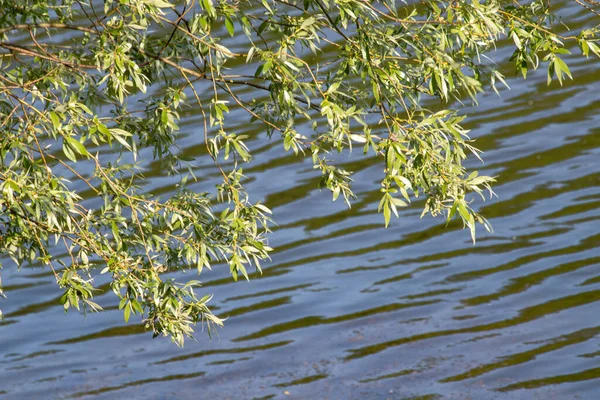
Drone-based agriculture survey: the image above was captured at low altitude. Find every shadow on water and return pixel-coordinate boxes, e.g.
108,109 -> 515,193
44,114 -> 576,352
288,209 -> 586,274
345,290 -> 600,360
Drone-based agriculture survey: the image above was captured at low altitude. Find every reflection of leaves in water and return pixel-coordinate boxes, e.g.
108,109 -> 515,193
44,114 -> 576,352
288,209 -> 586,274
68,372 -> 206,398
497,367 -> 600,392
442,326 -> 600,382
233,300 -> 439,342
155,340 -> 293,365
346,290 -> 600,360
273,373 -> 328,388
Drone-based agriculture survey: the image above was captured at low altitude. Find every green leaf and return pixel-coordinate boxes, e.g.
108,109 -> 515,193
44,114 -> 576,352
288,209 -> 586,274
144,0 -> 174,8
124,305 -> 131,323
554,56 -> 572,84
202,0 -> 216,18
391,197 -> 408,208
49,112 -> 61,130
65,136 -> 90,158
62,142 -> 77,163
109,128 -> 132,150
225,17 -> 235,36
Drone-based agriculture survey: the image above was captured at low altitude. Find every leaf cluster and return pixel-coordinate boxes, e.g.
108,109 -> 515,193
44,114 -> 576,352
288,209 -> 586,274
0,0 -> 598,344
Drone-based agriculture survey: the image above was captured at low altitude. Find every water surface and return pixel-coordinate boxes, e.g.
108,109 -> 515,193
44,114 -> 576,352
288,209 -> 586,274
1,2 -> 599,399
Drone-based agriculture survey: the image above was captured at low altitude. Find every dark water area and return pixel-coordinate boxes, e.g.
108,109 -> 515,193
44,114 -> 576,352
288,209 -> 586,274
1,2 -> 600,399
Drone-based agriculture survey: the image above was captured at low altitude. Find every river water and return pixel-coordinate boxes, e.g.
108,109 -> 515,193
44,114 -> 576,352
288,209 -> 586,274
1,2 -> 600,399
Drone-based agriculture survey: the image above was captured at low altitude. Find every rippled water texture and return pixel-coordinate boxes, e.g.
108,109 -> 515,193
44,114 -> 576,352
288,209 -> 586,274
1,2 -> 600,399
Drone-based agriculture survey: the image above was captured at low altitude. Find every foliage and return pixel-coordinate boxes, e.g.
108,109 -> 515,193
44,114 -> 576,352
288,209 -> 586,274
0,0 -> 598,344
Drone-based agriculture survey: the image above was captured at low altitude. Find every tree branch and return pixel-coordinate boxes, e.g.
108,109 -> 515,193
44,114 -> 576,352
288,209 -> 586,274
0,43 -> 97,69
0,23 -> 96,35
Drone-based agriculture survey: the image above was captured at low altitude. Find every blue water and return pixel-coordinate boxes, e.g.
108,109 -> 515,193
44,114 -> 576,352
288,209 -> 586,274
1,1 -> 599,399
